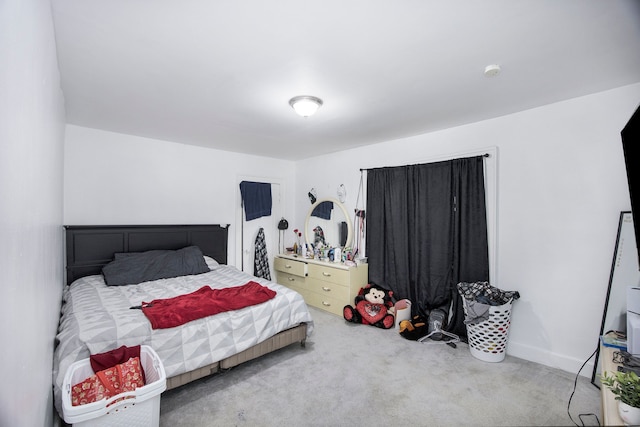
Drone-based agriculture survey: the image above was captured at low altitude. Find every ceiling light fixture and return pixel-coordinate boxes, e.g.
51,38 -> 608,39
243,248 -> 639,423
484,64 -> 501,77
289,95 -> 323,117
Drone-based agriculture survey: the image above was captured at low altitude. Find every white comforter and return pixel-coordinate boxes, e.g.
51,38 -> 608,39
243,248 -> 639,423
52,265 -> 313,415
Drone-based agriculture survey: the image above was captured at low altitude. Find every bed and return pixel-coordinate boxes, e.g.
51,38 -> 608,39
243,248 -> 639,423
53,224 -> 313,416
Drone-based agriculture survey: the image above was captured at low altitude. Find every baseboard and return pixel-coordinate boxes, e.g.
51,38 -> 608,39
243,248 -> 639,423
507,340 -> 597,378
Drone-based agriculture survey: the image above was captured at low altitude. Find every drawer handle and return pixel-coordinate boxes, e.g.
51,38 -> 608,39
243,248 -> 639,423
322,272 -> 331,277
322,301 -> 331,307
322,286 -> 331,292
287,277 -> 295,282
285,264 -> 292,269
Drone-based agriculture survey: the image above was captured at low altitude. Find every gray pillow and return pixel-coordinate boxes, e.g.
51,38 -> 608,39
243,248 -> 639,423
102,246 -> 210,286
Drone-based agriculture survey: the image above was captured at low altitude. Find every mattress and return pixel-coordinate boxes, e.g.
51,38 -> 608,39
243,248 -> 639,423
52,264 -> 314,415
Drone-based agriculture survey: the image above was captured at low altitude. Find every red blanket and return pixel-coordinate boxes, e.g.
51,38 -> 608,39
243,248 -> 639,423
141,281 -> 276,329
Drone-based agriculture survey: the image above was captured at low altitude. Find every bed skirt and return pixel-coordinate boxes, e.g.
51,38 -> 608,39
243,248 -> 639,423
165,323 -> 307,390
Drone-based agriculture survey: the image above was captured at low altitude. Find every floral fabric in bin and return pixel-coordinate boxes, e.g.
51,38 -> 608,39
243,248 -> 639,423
71,356 -> 145,406
457,282 -> 520,325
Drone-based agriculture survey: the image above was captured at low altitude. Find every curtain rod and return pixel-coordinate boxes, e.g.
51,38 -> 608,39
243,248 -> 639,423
359,153 -> 490,172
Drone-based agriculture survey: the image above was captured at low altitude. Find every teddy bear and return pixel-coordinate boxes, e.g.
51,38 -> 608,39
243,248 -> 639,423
343,284 -> 395,329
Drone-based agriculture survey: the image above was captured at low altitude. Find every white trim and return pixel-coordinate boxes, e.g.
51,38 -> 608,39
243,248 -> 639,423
507,340 -> 595,378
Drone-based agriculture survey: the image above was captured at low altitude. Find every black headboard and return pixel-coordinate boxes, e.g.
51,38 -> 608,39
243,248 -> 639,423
64,224 -> 229,286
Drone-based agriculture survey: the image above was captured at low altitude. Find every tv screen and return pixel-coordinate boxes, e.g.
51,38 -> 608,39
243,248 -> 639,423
621,103 -> 640,268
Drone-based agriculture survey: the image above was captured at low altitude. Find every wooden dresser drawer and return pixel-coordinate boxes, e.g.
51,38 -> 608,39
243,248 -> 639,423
274,257 -> 307,278
277,276 -> 308,297
303,292 -> 345,317
275,271 -> 306,288
307,263 -> 349,285
306,277 -> 350,301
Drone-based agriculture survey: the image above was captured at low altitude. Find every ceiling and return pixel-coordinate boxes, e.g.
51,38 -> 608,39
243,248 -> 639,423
51,0 -> 640,161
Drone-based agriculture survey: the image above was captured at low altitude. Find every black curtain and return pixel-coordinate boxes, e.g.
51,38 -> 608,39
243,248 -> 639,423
366,156 -> 489,337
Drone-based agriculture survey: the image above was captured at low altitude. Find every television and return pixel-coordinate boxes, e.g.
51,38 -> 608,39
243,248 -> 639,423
621,103 -> 640,269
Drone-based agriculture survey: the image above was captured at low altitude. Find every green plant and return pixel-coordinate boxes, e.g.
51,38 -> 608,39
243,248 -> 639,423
601,370 -> 640,408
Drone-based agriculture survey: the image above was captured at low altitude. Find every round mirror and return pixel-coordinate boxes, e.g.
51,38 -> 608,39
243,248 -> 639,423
304,198 -> 353,249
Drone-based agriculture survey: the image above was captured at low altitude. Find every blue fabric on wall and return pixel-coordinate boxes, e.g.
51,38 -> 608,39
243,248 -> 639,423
311,201 -> 334,220
240,181 -> 272,221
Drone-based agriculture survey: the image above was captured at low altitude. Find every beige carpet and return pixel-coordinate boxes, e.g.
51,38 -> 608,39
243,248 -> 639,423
159,306 -> 600,426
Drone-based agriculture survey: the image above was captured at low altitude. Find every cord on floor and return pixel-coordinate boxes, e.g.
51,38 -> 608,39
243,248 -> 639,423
567,346 -> 601,426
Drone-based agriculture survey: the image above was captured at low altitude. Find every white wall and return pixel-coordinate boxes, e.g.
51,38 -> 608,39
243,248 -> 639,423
64,125 -> 297,266
295,83 -> 640,375
0,0 -> 66,426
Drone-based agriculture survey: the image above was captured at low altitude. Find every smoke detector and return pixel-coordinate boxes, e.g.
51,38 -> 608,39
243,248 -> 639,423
484,64 -> 501,77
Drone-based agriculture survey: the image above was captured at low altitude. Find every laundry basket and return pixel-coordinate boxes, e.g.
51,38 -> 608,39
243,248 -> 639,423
62,345 -> 166,427
458,281 -> 520,363
463,298 -> 514,362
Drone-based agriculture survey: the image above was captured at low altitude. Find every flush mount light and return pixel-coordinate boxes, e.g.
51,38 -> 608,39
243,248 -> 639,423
484,64 -> 501,77
289,95 -> 323,117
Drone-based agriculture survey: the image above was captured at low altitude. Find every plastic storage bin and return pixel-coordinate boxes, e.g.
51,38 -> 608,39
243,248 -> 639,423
62,345 -> 166,427
463,299 -> 514,362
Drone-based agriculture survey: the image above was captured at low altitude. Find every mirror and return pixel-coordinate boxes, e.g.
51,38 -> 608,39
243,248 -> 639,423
592,211 -> 640,387
304,198 -> 353,249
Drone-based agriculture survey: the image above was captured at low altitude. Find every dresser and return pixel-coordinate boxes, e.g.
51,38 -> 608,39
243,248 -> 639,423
274,254 -> 368,316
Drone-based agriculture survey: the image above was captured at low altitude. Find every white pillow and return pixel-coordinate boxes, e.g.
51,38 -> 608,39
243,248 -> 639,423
203,256 -> 220,270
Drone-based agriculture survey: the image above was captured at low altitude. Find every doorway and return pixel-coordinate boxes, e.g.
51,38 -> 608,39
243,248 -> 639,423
236,178 -> 283,280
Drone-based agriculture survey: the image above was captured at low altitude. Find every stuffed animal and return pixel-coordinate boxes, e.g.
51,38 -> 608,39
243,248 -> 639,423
398,315 -> 429,340
343,284 -> 395,329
